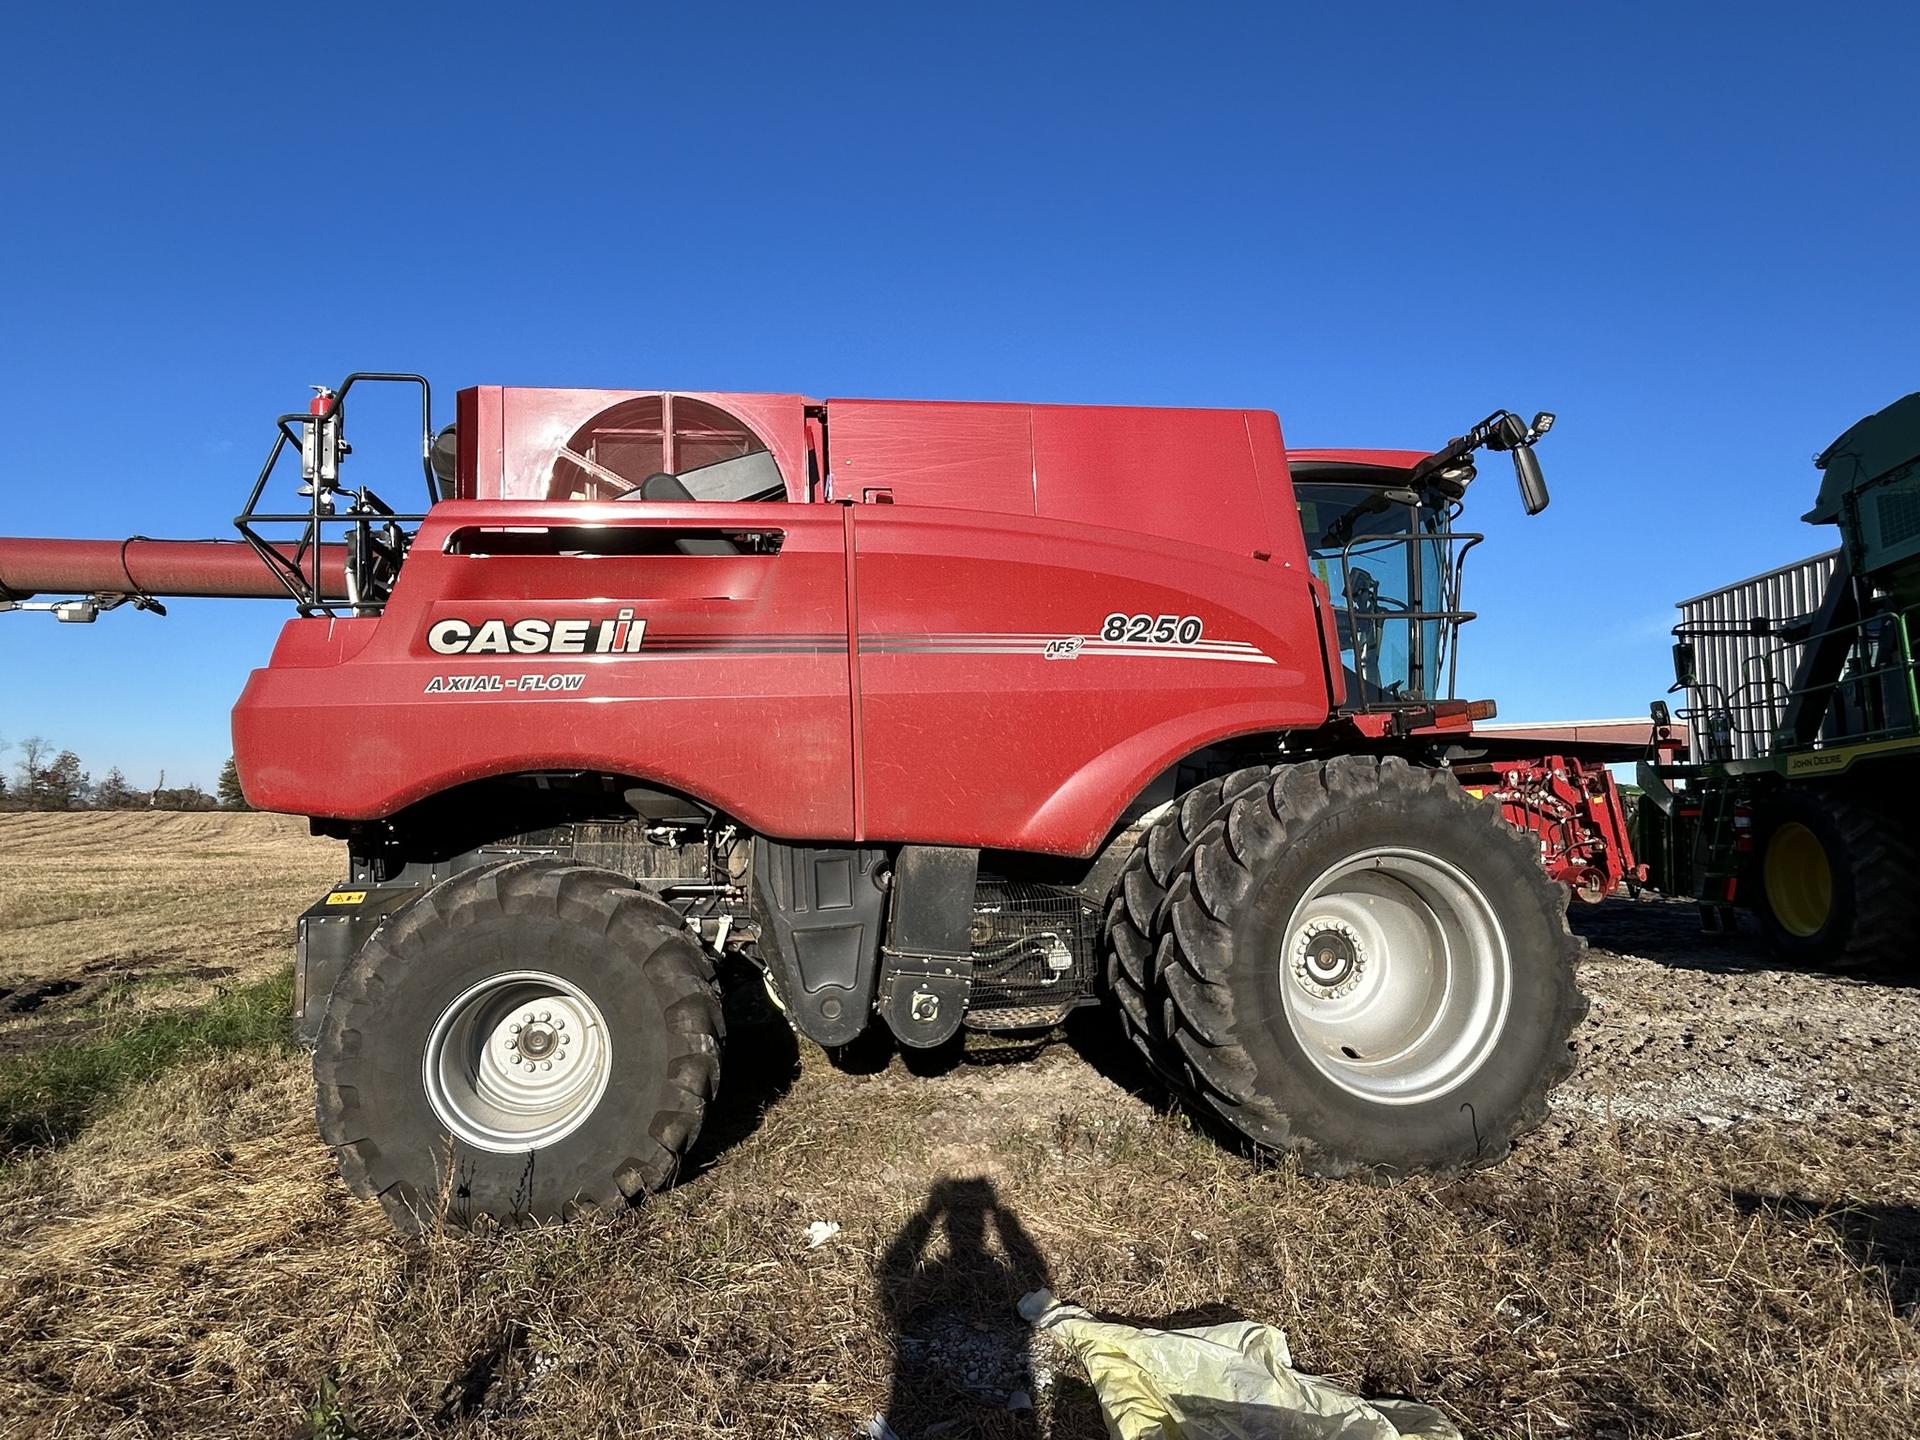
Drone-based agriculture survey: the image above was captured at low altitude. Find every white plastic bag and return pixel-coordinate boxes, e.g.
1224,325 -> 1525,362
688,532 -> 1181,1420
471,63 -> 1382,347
1020,1290 -> 1461,1440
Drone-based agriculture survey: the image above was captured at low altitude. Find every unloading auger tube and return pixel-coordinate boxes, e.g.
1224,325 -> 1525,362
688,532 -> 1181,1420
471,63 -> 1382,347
0,536 -> 351,618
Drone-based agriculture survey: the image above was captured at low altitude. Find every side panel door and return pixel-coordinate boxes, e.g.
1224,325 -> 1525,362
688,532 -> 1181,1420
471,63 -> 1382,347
237,500 -> 857,838
850,506 -> 1330,857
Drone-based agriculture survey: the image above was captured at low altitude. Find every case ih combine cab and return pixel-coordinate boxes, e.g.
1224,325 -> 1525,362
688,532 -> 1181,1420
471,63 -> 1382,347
0,376 -> 1607,1230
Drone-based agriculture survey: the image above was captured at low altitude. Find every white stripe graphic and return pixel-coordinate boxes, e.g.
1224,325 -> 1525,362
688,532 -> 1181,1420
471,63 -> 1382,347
860,633 -> 1277,664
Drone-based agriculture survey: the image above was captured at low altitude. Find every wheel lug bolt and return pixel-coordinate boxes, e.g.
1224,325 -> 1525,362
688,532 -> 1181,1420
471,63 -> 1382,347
510,1022 -> 522,1034
553,1017 -> 565,1030
538,1011 -> 551,1023
524,1013 -> 536,1025
507,1038 -> 518,1050
540,1061 -> 552,1072
561,1033 -> 570,1044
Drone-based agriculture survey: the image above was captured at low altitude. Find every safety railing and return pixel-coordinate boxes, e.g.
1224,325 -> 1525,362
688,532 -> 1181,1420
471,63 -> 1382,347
233,373 -> 438,616
1325,528 -> 1482,706
1673,602 -> 1920,762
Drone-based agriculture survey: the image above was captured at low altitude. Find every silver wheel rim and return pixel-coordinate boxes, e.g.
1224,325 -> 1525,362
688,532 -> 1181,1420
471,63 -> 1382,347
423,970 -> 613,1152
1279,847 -> 1510,1105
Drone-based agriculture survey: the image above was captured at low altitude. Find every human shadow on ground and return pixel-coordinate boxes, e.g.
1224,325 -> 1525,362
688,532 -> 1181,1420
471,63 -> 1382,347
876,1175 -> 1102,1439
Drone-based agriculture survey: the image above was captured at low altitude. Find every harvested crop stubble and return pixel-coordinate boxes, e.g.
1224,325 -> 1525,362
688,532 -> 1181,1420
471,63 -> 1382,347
0,816 -> 1911,1438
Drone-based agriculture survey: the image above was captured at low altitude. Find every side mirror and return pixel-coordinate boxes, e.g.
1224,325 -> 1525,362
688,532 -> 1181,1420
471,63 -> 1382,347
1513,445 -> 1550,515
1672,641 -> 1697,688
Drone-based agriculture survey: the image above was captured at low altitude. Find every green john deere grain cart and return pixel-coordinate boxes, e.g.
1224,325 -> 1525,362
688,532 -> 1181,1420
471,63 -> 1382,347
1639,390 -> 1920,970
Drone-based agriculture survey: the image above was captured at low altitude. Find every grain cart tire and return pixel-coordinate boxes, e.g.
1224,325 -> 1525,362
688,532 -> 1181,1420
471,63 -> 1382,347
1754,786 -> 1920,972
1150,755 -> 1585,1176
1103,767 -> 1274,1073
314,858 -> 722,1231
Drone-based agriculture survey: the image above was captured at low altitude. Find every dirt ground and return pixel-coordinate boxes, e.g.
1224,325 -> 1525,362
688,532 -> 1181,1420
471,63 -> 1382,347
0,813 -> 1914,1438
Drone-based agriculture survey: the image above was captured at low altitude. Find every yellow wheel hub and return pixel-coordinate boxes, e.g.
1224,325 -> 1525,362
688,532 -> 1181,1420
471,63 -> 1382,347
1764,821 -> 1833,938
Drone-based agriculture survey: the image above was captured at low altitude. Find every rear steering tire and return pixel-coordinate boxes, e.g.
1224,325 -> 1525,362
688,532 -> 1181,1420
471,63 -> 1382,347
1108,756 -> 1585,1176
313,859 -> 722,1231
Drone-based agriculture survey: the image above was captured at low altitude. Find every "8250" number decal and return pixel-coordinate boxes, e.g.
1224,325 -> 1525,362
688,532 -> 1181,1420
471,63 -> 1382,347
1102,613 -> 1204,645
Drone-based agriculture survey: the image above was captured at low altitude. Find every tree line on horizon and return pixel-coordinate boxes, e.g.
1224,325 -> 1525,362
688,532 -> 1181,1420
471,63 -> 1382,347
0,736 -> 248,813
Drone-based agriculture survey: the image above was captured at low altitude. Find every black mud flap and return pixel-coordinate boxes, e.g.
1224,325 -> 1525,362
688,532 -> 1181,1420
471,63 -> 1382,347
877,846 -> 978,1048
293,883 -> 423,1044
751,841 -> 891,1046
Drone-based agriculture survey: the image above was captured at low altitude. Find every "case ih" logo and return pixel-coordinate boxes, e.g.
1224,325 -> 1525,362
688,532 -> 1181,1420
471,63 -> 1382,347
427,610 -> 647,656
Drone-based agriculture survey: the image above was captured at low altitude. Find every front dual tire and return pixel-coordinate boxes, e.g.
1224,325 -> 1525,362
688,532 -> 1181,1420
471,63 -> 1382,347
1106,756 -> 1586,1176
313,860 -> 722,1232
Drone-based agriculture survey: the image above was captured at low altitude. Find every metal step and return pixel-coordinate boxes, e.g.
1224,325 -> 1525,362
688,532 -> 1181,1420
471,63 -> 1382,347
963,998 -> 1097,1032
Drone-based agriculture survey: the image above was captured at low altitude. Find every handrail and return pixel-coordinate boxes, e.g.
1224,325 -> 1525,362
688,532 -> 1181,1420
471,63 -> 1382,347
232,374 -> 434,617
1322,527 -> 1483,707
1672,602 -> 1920,759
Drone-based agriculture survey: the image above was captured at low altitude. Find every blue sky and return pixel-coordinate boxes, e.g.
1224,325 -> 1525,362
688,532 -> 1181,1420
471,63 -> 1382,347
2,4 -> 1916,789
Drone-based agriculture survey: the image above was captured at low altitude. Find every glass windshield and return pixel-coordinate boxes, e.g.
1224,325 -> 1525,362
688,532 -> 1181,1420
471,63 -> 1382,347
1296,483 -> 1449,703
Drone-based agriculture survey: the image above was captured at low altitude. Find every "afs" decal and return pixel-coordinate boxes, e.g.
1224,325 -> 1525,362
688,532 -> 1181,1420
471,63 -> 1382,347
427,609 -> 647,656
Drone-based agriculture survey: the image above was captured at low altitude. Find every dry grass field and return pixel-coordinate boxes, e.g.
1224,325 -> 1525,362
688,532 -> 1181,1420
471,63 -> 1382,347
0,811 -> 1915,1438
0,811 -> 340,1039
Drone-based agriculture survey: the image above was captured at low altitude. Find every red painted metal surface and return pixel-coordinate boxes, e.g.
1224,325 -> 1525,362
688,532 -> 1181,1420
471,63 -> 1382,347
827,400 -> 1032,510
0,537 -> 349,601
1454,754 -> 1645,902
851,505 -> 1328,854
221,397 -> 1348,851
231,476 -> 1335,853
828,401 -> 1305,561
233,501 -> 857,837
10,390 -> 1510,859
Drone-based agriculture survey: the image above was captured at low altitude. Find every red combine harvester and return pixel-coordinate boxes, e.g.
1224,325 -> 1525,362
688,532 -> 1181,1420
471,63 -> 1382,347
0,375 -> 1637,1230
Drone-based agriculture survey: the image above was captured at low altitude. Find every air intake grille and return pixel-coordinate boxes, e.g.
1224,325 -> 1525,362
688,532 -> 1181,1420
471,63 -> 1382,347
1877,490 -> 1920,550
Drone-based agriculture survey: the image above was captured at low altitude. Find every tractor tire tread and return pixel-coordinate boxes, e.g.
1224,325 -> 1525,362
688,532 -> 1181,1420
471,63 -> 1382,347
313,858 -> 721,1232
1149,756 -> 1585,1177
1101,767 -> 1273,1078
1831,790 -> 1920,971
